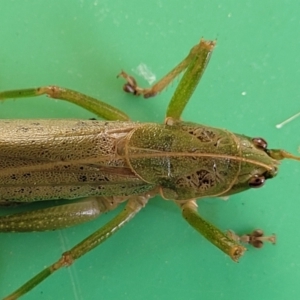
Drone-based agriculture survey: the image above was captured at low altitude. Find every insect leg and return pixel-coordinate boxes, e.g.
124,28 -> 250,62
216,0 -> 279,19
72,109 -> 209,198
0,196 -> 124,232
3,194 -> 151,300
118,39 -> 215,119
180,200 -> 246,262
0,86 -> 130,121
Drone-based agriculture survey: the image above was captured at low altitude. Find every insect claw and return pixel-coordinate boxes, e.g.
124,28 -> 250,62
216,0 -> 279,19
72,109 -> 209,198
117,70 -> 157,97
117,70 -> 140,95
227,229 -> 276,249
123,83 -> 136,94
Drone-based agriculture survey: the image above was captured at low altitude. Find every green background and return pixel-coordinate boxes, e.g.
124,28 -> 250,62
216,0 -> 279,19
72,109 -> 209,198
1,1 -> 300,299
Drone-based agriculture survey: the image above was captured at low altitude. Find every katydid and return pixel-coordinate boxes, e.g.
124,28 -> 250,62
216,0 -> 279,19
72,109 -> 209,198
0,39 -> 298,300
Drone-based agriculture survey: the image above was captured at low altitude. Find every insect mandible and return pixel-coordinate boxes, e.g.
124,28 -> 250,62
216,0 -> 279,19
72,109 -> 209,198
0,39 -> 299,300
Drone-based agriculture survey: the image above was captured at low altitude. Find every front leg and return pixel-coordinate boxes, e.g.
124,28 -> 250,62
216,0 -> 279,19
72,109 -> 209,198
118,39 -> 215,119
180,200 -> 276,262
180,200 -> 246,262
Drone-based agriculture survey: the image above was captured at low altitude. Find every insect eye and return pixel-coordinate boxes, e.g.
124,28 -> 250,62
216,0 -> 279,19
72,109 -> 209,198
248,175 -> 265,188
252,137 -> 268,150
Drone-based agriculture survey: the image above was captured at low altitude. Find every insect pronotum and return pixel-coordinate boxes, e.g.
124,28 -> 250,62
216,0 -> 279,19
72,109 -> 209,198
0,39 -> 299,300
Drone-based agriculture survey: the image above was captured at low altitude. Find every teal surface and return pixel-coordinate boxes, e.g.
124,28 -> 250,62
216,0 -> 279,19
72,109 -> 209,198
1,1 -> 300,299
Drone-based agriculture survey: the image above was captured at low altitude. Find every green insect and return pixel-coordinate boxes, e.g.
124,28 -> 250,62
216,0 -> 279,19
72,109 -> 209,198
0,39 -> 299,300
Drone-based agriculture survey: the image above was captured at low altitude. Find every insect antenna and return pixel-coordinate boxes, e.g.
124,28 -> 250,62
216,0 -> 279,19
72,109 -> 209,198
267,149 -> 300,161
